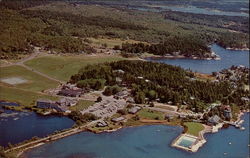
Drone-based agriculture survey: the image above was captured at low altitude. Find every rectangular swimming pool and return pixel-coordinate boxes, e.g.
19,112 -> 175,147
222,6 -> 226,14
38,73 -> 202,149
177,137 -> 196,148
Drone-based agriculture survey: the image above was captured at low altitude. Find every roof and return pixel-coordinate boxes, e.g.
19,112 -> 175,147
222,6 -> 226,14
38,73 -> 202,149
111,116 -> 125,122
37,98 -> 53,103
128,106 -> 141,114
208,115 -> 220,124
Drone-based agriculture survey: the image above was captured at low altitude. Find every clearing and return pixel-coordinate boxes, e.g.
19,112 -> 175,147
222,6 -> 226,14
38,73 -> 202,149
184,122 -> 204,136
24,55 -> 125,81
0,65 -> 59,92
1,77 -> 28,85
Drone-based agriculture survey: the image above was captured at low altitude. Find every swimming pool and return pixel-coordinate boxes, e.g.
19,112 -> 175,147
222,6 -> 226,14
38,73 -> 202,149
177,137 -> 196,148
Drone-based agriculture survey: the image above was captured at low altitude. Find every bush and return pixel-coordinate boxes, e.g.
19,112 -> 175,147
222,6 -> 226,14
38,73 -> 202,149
117,109 -> 127,115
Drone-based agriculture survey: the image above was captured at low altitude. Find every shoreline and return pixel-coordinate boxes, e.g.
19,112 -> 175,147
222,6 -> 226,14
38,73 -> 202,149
143,55 -> 221,61
5,112 -> 248,157
226,47 -> 250,51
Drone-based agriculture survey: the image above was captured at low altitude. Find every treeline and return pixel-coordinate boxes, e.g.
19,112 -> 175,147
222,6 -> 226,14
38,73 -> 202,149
0,0 -> 50,10
21,10 -> 147,31
70,60 -> 249,112
164,11 -> 249,33
0,9 -> 98,59
120,36 -> 211,58
217,33 -> 249,49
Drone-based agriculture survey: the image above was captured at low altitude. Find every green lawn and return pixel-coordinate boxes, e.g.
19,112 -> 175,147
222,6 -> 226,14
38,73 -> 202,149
0,85 -> 58,106
138,108 -> 164,120
0,65 -> 59,92
184,122 -> 204,136
25,55 -> 124,81
69,100 -> 95,111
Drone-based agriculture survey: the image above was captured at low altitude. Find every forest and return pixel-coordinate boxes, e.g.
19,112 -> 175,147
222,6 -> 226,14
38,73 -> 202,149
164,11 -> 249,33
120,36 -> 211,58
0,0 -> 249,59
70,60 -> 250,112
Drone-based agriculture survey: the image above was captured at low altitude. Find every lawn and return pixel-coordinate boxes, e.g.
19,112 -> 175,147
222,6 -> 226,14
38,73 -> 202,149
69,100 -> 95,111
184,122 -> 204,136
0,85 -> 58,106
0,65 -> 59,92
25,55 -> 125,81
138,108 -> 164,120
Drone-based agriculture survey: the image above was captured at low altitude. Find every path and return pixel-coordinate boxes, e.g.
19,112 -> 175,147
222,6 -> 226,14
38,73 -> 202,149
5,119 -> 101,156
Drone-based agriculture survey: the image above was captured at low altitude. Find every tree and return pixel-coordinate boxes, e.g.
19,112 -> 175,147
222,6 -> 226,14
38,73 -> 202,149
134,91 -> 145,104
147,90 -> 157,100
96,96 -> 102,102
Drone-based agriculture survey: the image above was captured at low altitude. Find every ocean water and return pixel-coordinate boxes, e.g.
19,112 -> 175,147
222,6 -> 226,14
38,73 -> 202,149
24,113 -> 249,158
0,103 -> 74,147
147,44 -> 249,74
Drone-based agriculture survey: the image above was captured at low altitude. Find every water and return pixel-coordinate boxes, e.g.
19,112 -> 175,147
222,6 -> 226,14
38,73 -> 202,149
154,5 -> 249,17
0,103 -> 74,147
178,137 -> 195,148
24,113 -> 249,158
147,44 -> 249,74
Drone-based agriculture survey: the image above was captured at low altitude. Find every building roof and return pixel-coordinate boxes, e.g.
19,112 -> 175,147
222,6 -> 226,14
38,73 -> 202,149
208,115 -> 220,124
111,116 -> 125,122
128,106 -> 141,114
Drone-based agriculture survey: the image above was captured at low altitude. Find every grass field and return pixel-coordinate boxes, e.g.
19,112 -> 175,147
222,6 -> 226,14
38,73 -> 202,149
0,65 -> 59,92
88,37 -> 149,48
184,122 -> 204,136
69,100 -> 95,111
25,55 -> 125,81
0,85 -> 58,106
138,108 -> 164,120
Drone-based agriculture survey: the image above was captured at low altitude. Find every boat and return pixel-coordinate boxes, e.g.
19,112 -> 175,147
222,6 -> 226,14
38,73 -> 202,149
240,127 -> 245,130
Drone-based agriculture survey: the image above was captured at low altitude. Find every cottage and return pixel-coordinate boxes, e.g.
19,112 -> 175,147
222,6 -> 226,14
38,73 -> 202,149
127,97 -> 135,103
96,121 -> 108,127
222,105 -> 232,119
111,116 -> 125,122
208,115 -> 221,125
128,106 -> 141,114
179,114 -> 187,119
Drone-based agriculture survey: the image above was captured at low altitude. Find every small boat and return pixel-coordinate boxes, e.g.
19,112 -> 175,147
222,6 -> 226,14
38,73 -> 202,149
240,127 -> 245,130
229,142 -> 232,145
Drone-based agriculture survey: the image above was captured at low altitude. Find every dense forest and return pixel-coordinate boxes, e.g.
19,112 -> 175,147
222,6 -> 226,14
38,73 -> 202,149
70,61 -> 250,112
120,36 -> 211,58
164,11 -> 249,33
0,0 -> 249,59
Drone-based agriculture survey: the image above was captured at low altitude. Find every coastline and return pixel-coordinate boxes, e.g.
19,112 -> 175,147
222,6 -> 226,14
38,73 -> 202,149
5,111 -> 248,157
226,47 -> 250,51
142,55 -> 221,61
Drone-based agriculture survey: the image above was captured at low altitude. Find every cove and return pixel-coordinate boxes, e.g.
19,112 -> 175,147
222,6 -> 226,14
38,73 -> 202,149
0,103 -> 74,147
23,113 -> 249,158
146,44 -> 249,74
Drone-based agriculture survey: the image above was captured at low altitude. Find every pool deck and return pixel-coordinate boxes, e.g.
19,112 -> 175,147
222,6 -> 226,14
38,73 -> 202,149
172,124 -> 211,152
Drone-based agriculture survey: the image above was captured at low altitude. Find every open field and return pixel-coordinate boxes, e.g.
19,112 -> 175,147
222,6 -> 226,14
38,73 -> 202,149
0,65 -> 59,92
69,100 -> 95,111
24,55 -> 125,81
138,108 -> 164,120
184,122 -> 204,136
88,37 -> 149,48
0,85 -> 58,106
